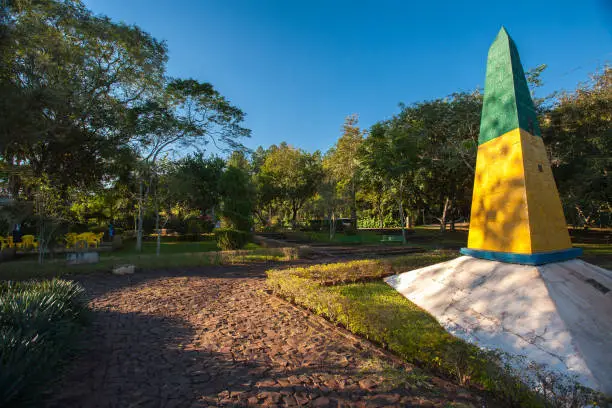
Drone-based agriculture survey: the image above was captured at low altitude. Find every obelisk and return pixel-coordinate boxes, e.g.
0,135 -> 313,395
387,28 -> 612,394
460,27 -> 581,265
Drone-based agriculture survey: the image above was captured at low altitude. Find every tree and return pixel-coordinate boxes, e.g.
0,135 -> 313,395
130,78 -> 251,251
169,153 -> 224,215
220,151 -> 254,231
0,0 -> 167,194
543,67 -> 611,228
258,143 -> 323,227
359,120 -> 420,242
324,114 -> 365,226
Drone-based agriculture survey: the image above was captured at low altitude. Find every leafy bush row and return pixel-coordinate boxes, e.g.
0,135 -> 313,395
280,251 -> 456,286
0,279 -> 88,406
266,260 -> 604,407
286,259 -> 394,285
214,229 -> 251,250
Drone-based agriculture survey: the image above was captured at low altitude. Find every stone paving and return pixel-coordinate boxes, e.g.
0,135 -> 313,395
45,265 -> 484,407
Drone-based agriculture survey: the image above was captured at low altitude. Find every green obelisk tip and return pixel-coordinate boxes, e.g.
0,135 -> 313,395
478,26 -> 541,145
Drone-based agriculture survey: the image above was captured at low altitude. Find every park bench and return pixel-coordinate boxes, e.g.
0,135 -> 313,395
380,235 -> 404,243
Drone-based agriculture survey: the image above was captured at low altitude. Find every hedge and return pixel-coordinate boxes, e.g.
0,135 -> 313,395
214,229 -> 251,250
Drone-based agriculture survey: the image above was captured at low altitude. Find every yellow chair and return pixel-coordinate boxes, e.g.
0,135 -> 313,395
0,236 -> 8,250
65,233 -> 79,249
21,235 -> 38,250
77,232 -> 99,248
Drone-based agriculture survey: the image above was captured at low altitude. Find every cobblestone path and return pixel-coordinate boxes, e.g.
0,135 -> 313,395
46,265 -> 482,407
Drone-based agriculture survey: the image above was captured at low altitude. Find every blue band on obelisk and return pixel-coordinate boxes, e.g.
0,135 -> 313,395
460,247 -> 583,265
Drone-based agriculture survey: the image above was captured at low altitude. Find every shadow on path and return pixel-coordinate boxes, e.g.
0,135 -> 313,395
41,264 -> 485,407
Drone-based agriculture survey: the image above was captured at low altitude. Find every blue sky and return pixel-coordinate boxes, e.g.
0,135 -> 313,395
84,0 -> 612,154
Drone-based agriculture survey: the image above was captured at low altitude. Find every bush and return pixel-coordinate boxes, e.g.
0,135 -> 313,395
276,252 -> 456,286
214,229 -> 250,250
0,279 -> 88,405
283,260 -> 394,285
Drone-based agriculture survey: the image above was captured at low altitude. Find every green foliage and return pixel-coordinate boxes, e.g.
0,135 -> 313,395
276,260 -> 394,286
544,67 -> 612,229
169,154 -> 225,214
220,152 -> 254,231
0,279 -> 88,405
1,0 -> 166,191
256,143 -> 324,225
214,228 -> 250,250
323,115 -> 365,223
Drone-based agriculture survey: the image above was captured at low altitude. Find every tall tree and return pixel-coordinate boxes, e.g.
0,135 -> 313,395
258,143 -> 323,227
324,114 -> 365,226
220,151 -> 254,231
169,154 -> 225,216
130,78 -> 250,251
0,0 -> 167,194
543,67 -> 611,228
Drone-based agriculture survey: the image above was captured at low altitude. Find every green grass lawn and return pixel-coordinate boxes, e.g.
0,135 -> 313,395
0,240 -> 295,281
104,239 -> 260,257
287,227 -> 470,249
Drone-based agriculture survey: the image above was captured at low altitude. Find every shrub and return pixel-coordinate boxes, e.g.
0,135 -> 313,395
0,279 -> 88,405
283,260 -> 394,285
214,229 -> 250,250
273,252 -> 456,286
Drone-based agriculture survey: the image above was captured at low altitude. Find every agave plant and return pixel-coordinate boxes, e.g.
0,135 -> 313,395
0,279 -> 88,405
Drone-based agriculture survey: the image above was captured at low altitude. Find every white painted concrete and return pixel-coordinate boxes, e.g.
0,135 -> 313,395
385,256 -> 612,394
112,264 -> 136,275
66,251 -> 99,265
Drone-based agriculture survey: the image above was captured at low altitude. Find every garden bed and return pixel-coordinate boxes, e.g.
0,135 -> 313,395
266,252 -> 606,407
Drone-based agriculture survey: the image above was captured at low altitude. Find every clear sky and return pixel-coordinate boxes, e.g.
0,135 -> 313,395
83,0 -> 612,154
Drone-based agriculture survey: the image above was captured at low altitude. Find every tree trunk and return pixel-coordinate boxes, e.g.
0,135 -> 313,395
155,192 -> 161,257
377,193 -> 383,228
136,180 -> 144,252
350,178 -> 357,228
440,197 -> 450,232
398,179 -> 407,244
398,200 -> 407,244
291,203 -> 298,229
37,195 -> 44,265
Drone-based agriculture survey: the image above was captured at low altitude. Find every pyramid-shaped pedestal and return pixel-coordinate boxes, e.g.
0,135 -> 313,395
385,256 -> 612,393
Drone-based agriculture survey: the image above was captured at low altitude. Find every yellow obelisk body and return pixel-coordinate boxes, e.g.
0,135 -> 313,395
461,28 -> 581,264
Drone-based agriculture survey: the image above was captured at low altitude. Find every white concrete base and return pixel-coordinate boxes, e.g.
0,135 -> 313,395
66,251 -> 99,265
385,256 -> 612,394
112,264 -> 136,275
